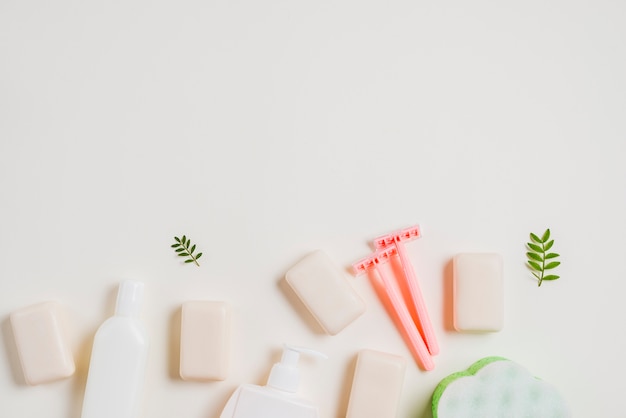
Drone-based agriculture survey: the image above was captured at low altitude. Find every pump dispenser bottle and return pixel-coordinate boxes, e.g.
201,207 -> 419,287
81,280 -> 149,418
219,345 -> 326,418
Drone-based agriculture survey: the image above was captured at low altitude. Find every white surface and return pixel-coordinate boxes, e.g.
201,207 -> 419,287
453,253 -> 503,332
1,1 -> 625,417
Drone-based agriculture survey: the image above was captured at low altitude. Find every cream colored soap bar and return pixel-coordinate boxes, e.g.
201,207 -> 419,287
346,350 -> 407,418
285,250 -> 366,335
453,253 -> 503,332
10,301 -> 75,385
180,301 -> 230,381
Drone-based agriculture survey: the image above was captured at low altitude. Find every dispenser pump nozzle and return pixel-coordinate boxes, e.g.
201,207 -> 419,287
266,344 -> 327,393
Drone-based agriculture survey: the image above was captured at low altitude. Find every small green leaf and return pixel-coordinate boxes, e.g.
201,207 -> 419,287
526,229 -> 561,286
545,261 -> 560,270
526,252 -> 543,262
172,234 -> 203,267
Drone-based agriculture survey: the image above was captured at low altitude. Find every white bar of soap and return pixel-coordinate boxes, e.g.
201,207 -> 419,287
180,301 -> 230,381
285,250 -> 366,335
346,349 -> 407,418
10,301 -> 75,385
453,253 -> 503,332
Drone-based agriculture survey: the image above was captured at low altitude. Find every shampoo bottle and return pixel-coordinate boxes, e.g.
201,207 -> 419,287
81,280 -> 149,418
219,345 -> 326,418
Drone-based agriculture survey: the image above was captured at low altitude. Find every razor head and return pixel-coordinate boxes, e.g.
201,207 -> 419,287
374,225 -> 421,249
352,246 -> 398,275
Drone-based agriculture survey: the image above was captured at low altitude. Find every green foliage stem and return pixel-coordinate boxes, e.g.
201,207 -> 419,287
526,228 -> 560,287
171,235 -> 203,266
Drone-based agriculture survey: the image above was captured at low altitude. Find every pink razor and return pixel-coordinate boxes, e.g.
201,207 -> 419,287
353,225 -> 438,371
374,225 -> 439,356
353,246 -> 434,371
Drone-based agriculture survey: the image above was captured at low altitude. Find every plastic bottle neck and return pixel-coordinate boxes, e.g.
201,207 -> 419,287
266,345 -> 327,393
114,280 -> 144,318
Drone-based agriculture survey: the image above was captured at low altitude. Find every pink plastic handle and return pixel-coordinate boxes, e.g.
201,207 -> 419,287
353,247 -> 434,371
375,226 -> 439,356
372,253 -> 434,371
393,242 -> 439,355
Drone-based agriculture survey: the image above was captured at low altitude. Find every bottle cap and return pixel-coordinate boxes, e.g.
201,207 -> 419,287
266,344 -> 327,393
114,280 -> 144,318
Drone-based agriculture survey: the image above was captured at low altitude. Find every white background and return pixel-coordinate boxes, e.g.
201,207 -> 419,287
1,0 -> 625,417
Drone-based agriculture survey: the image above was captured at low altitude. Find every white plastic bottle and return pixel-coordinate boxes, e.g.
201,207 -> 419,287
219,345 -> 326,418
81,280 -> 149,418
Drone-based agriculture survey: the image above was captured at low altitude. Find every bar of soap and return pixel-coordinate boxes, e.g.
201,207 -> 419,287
10,301 -> 75,385
453,253 -> 503,332
285,250 -> 366,335
346,349 -> 407,418
180,301 -> 230,381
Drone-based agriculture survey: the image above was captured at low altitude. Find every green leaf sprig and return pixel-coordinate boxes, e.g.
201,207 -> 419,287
526,228 -> 560,286
171,235 -> 203,266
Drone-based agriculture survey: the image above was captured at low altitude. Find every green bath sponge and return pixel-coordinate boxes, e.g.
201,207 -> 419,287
432,357 -> 570,418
